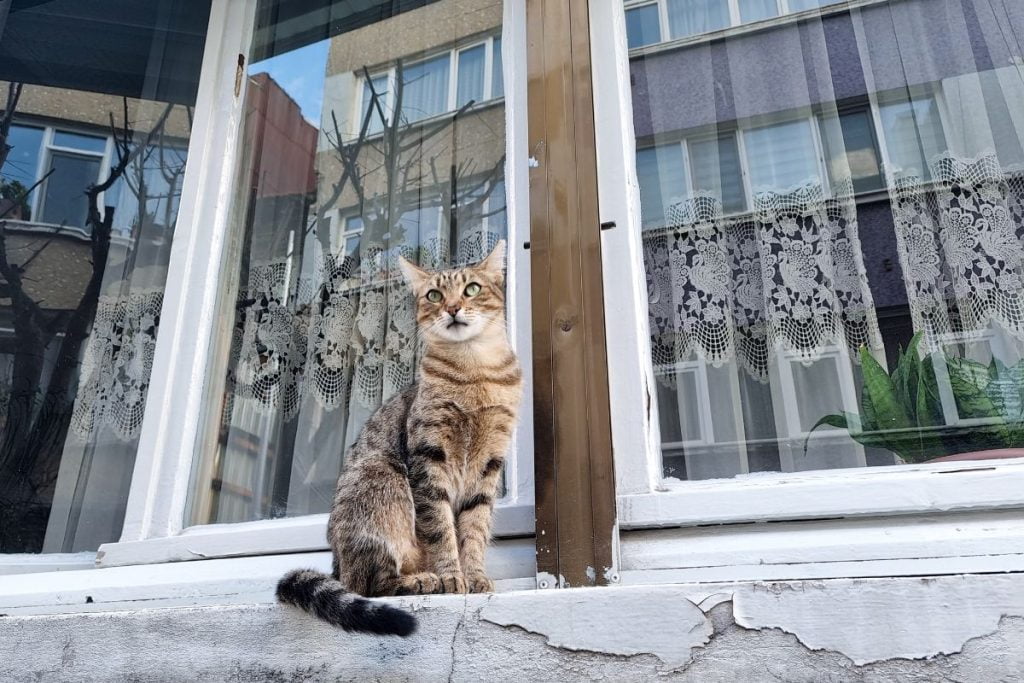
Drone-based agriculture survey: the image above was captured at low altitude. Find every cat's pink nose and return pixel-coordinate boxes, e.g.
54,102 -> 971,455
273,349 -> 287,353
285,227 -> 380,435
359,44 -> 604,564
446,305 -> 461,317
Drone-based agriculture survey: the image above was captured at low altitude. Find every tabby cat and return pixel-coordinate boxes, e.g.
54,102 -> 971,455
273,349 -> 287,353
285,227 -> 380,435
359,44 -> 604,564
276,240 -> 521,636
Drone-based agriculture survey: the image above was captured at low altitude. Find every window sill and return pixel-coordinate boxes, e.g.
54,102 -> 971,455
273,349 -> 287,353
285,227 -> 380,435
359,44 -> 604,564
0,542 -> 536,617
97,503 -> 534,568
620,458 -> 1024,528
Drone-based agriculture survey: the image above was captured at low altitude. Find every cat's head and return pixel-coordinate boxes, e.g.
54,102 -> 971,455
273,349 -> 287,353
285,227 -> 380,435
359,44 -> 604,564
397,240 -> 507,344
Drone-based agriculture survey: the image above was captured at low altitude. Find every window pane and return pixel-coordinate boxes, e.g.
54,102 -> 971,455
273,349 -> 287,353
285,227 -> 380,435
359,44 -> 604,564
492,37 -> 504,98
879,96 -> 946,181
666,0 -> 730,39
626,5 -> 661,48
0,2 -> 209,552
52,131 -> 107,154
402,54 -> 450,123
819,108 -> 884,193
40,152 -> 102,228
456,44 -> 485,108
191,0 -> 510,524
636,143 -> 688,229
361,74 -> 389,135
1,125 -> 43,219
688,134 -> 746,213
744,119 -> 821,193
628,0 -> 1024,480
738,0 -> 778,22
787,0 -> 823,11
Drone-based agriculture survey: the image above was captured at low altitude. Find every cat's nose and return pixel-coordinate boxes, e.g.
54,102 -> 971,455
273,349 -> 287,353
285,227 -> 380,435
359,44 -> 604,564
446,305 -> 461,317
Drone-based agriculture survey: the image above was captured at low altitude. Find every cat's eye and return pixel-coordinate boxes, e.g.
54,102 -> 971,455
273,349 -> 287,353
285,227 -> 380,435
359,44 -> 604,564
426,289 -> 443,303
464,282 -> 482,297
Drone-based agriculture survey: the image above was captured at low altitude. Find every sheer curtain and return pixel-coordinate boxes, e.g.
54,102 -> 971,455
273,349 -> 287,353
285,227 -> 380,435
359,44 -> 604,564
456,44 -> 485,108
666,0 -> 730,39
738,0 -> 777,23
402,54 -> 450,122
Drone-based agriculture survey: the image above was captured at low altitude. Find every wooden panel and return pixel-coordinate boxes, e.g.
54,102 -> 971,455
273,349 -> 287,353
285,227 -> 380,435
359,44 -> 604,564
526,0 -> 616,588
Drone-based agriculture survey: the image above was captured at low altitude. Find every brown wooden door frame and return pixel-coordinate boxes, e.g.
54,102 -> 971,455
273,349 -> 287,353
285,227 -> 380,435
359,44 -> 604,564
526,0 -> 617,588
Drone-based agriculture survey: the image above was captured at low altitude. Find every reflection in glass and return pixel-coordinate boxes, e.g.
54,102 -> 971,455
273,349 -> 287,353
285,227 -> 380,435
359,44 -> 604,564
630,0 -> 1024,480
191,0 -> 509,525
0,2 -> 210,551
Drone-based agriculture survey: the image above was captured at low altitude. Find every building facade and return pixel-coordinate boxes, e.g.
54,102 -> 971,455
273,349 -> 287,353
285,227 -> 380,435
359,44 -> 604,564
2,0 -> 1024,679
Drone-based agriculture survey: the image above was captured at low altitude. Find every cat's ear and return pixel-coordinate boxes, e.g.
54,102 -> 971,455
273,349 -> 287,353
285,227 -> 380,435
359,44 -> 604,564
477,239 -> 506,282
397,254 -> 429,290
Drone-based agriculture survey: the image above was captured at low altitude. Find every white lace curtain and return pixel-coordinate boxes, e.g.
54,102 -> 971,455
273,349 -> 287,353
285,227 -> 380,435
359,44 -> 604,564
224,228 -> 503,422
643,180 -> 883,381
892,151 -> 1024,352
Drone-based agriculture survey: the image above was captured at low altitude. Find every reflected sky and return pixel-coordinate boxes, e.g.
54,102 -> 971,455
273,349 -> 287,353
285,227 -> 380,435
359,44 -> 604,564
250,39 -> 330,124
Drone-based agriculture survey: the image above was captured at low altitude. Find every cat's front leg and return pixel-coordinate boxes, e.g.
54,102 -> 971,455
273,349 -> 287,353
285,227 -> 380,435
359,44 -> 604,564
408,445 -> 466,594
457,455 -> 504,593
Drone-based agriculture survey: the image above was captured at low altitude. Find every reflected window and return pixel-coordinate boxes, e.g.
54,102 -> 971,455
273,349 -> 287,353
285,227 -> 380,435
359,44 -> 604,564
626,3 -> 662,48
0,1 -> 209,552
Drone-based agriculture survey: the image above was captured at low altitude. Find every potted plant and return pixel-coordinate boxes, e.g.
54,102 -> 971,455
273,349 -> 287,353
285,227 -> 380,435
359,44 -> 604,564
806,333 -> 1024,464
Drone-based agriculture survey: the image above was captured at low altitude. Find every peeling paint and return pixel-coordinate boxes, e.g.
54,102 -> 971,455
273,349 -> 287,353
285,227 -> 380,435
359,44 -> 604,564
585,566 -> 596,583
480,586 -> 712,668
732,576 -> 1024,665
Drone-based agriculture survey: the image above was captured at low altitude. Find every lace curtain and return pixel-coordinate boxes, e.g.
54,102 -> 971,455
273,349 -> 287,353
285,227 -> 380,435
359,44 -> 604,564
70,287 -> 164,441
643,180 -> 883,382
891,151 -> 1024,352
224,228 -> 503,421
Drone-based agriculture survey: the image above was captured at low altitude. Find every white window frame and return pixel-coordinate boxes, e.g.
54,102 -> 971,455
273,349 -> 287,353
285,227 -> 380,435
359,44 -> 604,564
0,0 -> 531,570
355,34 -> 504,138
594,0 -> 1024,581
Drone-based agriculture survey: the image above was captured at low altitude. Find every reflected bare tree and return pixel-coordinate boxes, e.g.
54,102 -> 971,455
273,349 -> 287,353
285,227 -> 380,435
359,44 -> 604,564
318,60 -> 506,261
0,83 -> 176,551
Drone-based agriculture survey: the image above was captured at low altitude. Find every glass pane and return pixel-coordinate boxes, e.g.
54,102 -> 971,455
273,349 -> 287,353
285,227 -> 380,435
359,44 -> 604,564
878,96 -> 947,181
1,125 -> 43,219
52,131 -> 107,154
492,37 -> 504,98
40,153 -> 101,228
820,108 -> 883,193
0,1 -> 210,551
636,143 -> 688,229
688,134 -> 746,213
628,0 -> 1024,480
456,44 -> 485,108
191,0 -> 510,524
402,54 -> 450,123
744,119 -> 821,193
739,0 -> 778,23
787,0 -> 823,11
626,5 -> 662,48
666,0 -> 730,39
361,74 -> 389,135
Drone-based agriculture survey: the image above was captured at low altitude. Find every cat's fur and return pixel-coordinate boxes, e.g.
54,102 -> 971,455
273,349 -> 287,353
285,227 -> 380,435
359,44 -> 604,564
277,240 -> 521,636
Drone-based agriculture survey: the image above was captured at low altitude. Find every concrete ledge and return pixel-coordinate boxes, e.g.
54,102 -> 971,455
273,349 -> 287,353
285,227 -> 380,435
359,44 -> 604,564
2,574 -> 1024,681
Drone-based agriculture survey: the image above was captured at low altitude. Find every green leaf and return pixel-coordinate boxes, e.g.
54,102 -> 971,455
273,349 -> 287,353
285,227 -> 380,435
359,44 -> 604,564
860,346 -> 910,431
803,413 -> 849,456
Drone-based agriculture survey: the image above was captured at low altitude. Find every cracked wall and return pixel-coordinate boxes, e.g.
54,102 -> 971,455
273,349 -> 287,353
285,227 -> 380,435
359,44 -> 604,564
1,575 -> 1023,681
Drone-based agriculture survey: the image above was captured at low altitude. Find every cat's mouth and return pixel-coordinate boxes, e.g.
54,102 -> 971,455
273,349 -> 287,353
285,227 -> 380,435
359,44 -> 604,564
446,319 -> 468,329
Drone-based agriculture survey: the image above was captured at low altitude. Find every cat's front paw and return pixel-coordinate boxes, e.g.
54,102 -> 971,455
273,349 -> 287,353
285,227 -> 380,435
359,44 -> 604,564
437,571 -> 467,594
466,572 -> 495,593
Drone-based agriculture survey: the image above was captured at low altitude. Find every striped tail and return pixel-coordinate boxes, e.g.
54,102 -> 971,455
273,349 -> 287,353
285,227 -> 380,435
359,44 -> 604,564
276,569 -> 417,637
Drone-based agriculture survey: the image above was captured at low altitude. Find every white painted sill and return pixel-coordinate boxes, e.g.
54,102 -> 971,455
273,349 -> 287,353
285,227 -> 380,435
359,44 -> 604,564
0,540 -> 536,618
619,459 -> 1024,528
96,503 -> 534,568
